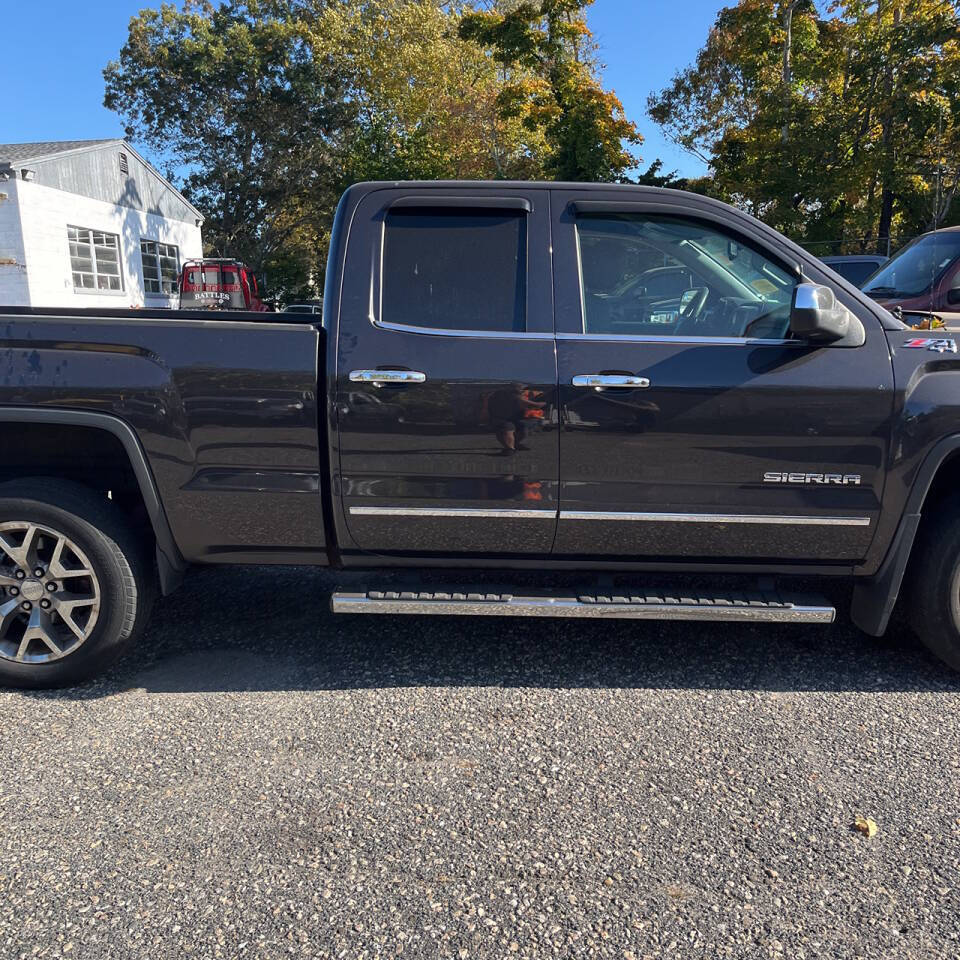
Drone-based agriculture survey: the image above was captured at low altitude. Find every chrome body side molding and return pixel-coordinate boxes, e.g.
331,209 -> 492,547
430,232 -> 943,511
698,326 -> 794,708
560,511 -> 871,527
349,506 -> 869,526
555,332 -> 799,346
371,318 -> 555,341
348,506 -> 557,519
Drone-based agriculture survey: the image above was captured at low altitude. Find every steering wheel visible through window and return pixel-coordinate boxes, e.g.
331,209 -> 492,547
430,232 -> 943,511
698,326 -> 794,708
678,286 -> 709,320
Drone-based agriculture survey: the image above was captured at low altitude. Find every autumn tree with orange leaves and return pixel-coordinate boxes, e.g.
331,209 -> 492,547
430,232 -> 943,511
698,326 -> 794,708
460,0 -> 642,182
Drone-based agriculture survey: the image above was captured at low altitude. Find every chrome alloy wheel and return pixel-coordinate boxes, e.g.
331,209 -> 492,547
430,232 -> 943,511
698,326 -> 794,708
0,522 -> 101,663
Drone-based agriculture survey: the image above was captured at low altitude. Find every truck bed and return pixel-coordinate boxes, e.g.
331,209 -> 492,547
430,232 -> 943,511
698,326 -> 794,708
0,307 -> 328,566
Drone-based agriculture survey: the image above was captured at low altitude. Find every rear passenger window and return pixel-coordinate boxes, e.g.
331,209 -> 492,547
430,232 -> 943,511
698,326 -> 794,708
381,208 -> 526,333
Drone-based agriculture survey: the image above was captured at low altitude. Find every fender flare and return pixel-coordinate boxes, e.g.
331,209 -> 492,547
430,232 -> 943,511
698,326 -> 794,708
852,434 -> 960,635
0,407 -> 186,593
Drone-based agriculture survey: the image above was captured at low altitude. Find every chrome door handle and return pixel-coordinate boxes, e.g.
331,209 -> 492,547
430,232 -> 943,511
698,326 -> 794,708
572,374 -> 650,389
350,369 -> 427,385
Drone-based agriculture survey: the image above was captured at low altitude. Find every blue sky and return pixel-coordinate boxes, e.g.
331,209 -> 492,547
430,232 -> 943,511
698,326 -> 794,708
0,0 -> 717,179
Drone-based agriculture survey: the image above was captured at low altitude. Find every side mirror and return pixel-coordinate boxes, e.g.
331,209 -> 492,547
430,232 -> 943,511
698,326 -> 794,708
789,283 -> 851,342
947,288 -> 960,306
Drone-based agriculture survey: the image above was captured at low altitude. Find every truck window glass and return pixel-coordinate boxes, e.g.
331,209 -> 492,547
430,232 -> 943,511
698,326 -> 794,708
575,215 -> 797,339
863,232 -> 960,299
834,260 -> 879,287
381,208 -> 526,333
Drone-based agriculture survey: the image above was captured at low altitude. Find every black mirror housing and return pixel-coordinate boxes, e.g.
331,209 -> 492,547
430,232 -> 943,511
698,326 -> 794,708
947,288 -> 960,306
790,283 -> 850,342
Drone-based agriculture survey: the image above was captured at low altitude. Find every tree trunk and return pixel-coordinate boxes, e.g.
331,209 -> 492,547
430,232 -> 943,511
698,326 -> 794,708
877,188 -> 894,257
875,3 -> 900,257
781,1 -> 801,144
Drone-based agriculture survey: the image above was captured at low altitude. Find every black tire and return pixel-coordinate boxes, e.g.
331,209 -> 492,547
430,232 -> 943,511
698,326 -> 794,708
0,479 -> 154,688
904,494 -> 960,672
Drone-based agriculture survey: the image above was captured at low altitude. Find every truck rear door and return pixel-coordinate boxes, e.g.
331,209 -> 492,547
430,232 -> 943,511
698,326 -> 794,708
334,187 -> 558,555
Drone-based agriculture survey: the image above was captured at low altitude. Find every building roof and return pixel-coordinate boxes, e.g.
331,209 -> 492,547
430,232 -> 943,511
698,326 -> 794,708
0,139 -> 203,222
0,139 -> 122,166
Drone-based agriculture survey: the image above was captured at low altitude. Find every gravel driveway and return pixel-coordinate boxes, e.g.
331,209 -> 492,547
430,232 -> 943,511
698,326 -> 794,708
1,566 -> 958,959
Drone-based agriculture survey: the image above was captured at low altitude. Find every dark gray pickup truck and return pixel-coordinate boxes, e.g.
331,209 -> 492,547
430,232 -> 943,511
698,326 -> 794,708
3,181 -> 960,687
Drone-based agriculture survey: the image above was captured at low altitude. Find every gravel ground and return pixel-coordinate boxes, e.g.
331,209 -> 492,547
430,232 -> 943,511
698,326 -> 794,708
1,566 -> 959,959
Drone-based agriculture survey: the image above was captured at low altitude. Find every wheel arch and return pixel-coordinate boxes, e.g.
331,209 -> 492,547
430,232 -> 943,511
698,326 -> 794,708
0,408 -> 185,594
852,435 -> 960,635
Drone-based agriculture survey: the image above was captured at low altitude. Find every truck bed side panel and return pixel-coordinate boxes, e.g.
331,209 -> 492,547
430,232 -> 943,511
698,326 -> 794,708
0,314 -> 326,564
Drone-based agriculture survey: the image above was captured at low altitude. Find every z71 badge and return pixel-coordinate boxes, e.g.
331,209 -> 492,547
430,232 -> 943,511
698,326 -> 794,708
903,338 -> 957,353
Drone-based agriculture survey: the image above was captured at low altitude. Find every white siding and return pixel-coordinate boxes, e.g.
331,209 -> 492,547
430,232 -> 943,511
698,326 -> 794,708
27,142 -> 200,225
0,180 -> 30,306
1,179 -> 203,309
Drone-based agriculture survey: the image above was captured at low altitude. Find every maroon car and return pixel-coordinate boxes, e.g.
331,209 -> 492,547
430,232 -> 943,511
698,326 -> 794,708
863,226 -> 960,324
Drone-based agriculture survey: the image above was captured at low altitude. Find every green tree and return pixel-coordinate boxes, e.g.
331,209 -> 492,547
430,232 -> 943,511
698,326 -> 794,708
316,0 -> 548,182
648,0 -> 960,253
105,0 -> 652,296
838,0 -> 960,250
647,0 -> 822,232
104,0 -> 354,295
105,1 -> 566,297
459,0 -> 642,181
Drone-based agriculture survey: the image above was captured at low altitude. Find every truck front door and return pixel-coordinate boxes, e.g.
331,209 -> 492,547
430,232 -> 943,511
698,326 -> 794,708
549,189 -> 894,564
335,187 -> 558,556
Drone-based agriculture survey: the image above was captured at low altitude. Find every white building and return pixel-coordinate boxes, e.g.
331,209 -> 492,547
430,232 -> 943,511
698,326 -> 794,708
0,139 -> 203,309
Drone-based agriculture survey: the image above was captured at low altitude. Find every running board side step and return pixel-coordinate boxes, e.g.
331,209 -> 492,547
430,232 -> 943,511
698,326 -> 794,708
331,590 -> 836,624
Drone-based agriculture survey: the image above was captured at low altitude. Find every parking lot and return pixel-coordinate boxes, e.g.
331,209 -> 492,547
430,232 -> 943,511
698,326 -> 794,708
2,565 -> 959,959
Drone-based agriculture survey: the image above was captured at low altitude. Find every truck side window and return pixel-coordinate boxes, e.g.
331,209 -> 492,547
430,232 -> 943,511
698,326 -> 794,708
576,214 -> 798,340
382,208 -> 526,333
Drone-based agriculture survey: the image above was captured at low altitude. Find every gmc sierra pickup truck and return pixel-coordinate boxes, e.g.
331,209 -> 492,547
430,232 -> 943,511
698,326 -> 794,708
3,181 -> 960,687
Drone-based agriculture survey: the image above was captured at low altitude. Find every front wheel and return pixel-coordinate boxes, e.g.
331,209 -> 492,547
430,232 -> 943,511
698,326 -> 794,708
0,479 -> 154,688
904,495 -> 960,672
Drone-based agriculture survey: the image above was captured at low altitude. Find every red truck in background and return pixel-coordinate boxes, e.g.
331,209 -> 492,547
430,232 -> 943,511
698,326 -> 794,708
178,258 -> 273,312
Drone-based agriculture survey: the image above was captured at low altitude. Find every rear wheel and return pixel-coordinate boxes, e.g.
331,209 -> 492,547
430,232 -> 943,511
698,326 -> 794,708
0,479 -> 154,688
904,495 -> 960,672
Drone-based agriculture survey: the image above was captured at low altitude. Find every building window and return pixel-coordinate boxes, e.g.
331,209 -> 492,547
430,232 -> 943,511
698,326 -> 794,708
67,226 -> 123,292
140,240 -> 180,296
119,152 -> 129,174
